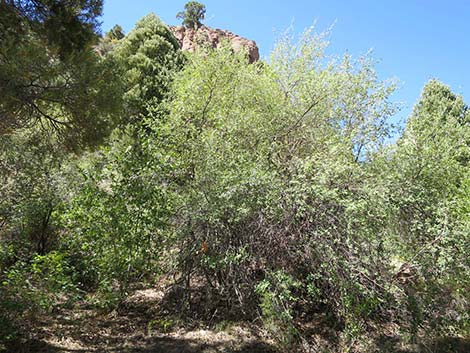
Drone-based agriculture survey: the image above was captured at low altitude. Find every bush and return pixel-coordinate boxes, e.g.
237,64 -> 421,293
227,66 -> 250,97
0,251 -> 77,343
255,271 -> 300,346
146,30 -> 400,338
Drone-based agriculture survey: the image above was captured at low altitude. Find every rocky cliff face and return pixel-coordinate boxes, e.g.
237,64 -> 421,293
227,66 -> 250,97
169,25 -> 259,63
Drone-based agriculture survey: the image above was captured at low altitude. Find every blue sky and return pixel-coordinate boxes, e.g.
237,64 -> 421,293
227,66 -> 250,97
102,0 -> 469,125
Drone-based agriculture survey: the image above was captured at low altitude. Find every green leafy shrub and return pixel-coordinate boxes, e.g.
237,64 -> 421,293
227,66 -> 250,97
1,8 -> 468,352
255,271 -> 300,346
0,251 -> 77,342
56,13 -> 184,303
148,29 -> 400,340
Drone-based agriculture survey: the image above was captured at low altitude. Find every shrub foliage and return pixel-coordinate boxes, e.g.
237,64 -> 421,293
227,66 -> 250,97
0,10 -> 468,351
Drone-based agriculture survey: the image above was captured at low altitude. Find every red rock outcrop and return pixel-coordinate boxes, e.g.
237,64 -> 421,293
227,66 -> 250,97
170,25 -> 259,63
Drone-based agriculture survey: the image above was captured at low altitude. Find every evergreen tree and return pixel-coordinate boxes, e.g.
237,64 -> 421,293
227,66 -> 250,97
406,80 -> 470,164
383,81 -> 470,338
113,13 -> 184,119
106,24 -> 125,41
177,1 -> 206,29
0,0 -> 122,146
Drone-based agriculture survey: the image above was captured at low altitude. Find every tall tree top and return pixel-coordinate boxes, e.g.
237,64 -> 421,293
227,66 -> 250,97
176,1 -> 206,30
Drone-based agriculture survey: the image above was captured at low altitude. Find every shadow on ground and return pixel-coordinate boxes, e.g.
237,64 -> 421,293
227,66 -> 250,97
6,336 -> 277,353
7,284 -> 468,353
374,335 -> 470,353
5,286 -> 278,353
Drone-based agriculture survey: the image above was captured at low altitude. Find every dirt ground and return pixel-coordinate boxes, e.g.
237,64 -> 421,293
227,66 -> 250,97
7,288 -> 278,353
5,286 -> 469,353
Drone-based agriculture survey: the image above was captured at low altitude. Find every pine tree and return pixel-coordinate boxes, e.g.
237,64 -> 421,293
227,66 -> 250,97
176,1 -> 206,29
